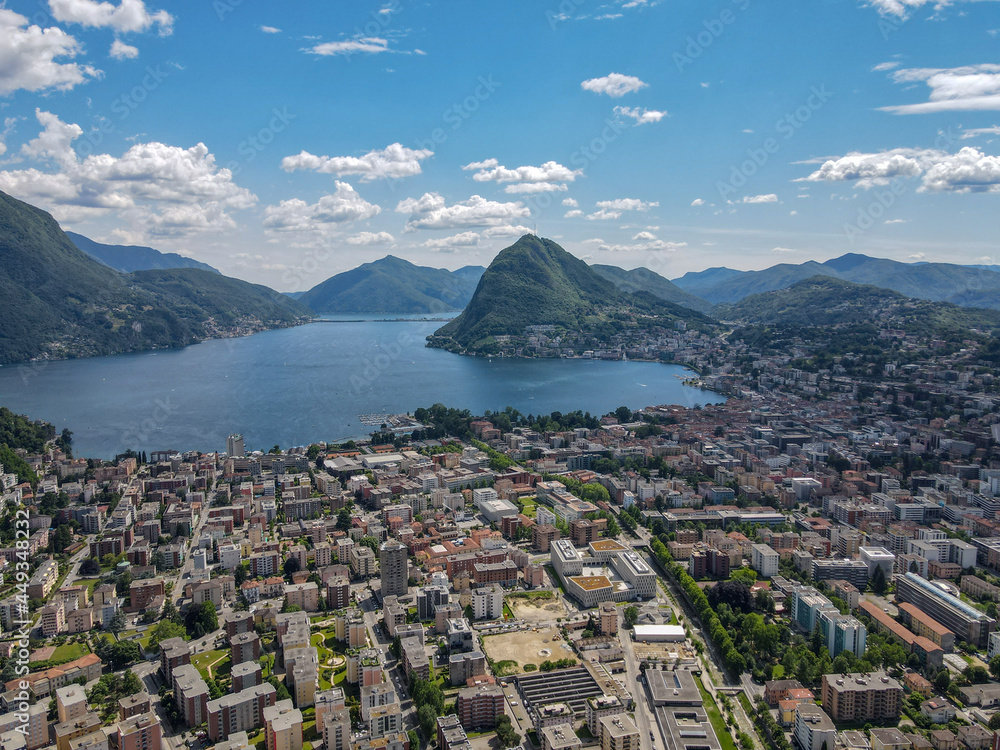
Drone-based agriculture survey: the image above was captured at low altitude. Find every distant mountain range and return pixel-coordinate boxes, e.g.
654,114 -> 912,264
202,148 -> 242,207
591,264 -> 714,314
429,235 -> 713,353
67,231 -> 220,274
671,252 -> 1000,309
0,190 -> 310,365
297,255 -> 485,314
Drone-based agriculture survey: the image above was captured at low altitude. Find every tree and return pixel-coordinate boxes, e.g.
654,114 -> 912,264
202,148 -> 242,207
79,557 -> 101,576
495,714 -> 520,747
707,580 -> 754,613
623,606 -> 639,628
108,610 -> 126,633
965,665 -> 990,684
283,556 -> 301,579
869,566 -> 887,596
934,670 -> 951,692
730,568 -> 757,586
185,601 -> 218,637
148,619 -> 186,650
336,507 -> 353,532
417,705 -> 437,736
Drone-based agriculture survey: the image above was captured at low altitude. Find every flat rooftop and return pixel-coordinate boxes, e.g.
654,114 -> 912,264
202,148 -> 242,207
591,540 -> 629,552
570,575 -> 613,591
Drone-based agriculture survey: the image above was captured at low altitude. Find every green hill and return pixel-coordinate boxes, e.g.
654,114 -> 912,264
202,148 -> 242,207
673,252 -> 1000,308
719,275 -> 1000,335
591,264 -> 713,313
0,190 -> 310,365
298,255 -> 484,313
67,231 -> 220,274
429,235 -> 714,353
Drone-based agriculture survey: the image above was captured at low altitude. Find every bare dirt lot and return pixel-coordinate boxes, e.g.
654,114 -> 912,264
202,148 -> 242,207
508,595 -> 569,624
481,626 -> 577,674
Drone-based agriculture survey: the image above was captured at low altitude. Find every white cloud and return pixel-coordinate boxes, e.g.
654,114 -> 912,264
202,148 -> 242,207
422,231 -> 480,250
798,148 -> 932,186
885,219 -> 908,224
872,61 -> 900,72
482,224 -> 533,238
308,37 -> 392,56
594,13 -> 623,20
260,25 -> 281,33
395,193 -> 530,231
596,198 -> 659,211
799,145 -> 1000,193
564,209 -> 583,218
740,194 -> 778,204
598,238 -> 686,252
909,252 -> 926,259
632,231 -> 657,240
580,72 -> 648,98
613,106 -> 667,124
863,0 -> 998,18
562,197 -> 579,207
282,143 -> 433,182
346,231 -> 394,245
690,198 -> 705,206
49,0 -> 174,35
0,110 -> 255,235
961,126 -> 1000,139
462,158 -> 582,194
0,9 -> 99,95
109,39 -> 139,59
263,182 -> 381,234
880,64 -> 1000,114
771,247 -> 796,253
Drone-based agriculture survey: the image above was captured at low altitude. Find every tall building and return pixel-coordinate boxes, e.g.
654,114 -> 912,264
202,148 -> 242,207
116,713 -> 162,750
264,699 -> 303,750
227,434 -> 245,458
895,571 -> 996,648
750,543 -> 779,578
820,672 -> 902,723
379,540 -> 408,598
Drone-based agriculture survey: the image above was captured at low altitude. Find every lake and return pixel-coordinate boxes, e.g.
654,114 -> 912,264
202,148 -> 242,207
0,318 -> 725,459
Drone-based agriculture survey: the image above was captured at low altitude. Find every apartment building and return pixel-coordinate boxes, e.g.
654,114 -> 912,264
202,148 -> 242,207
820,672 -> 902,722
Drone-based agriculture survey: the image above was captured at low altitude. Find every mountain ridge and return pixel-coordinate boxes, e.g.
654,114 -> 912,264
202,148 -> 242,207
67,231 -> 220,274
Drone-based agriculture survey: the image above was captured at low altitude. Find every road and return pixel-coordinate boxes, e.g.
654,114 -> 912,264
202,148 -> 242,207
620,615 -> 664,750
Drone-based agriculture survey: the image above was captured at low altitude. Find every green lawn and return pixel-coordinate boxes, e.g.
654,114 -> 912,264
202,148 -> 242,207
191,650 -> 227,680
74,578 -> 102,597
695,675 -> 738,750
50,642 -> 89,663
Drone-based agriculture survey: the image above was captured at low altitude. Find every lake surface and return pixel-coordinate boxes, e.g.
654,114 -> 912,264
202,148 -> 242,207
0,318 -> 725,459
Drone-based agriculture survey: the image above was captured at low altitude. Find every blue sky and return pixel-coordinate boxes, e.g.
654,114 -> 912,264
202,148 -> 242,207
1,0 -> 999,290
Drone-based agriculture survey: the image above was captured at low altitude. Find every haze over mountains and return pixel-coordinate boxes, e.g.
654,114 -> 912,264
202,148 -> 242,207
67,232 -> 220,275
671,253 -> 1000,309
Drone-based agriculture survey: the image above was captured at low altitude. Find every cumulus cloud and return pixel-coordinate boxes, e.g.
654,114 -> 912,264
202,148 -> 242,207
345,231 -> 394,245
740,194 -> 778,204
0,9 -> 99,95
691,198 -> 705,206
306,34 -> 420,57
880,64 -> 1000,114
613,106 -> 667,124
564,209 -> 583,218
799,145 -> 1000,193
109,39 -> 139,59
562,198 -> 579,207
580,72 -> 648,98
0,109 -> 256,235
263,182 -> 380,233
395,193 -> 530,231
598,237 -> 686,253
260,25 -> 281,33
49,0 -> 174,35
462,158 -> 582,194
482,224 -> 533,238
281,143 -> 433,182
422,231 -> 480,250
585,198 -> 658,221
